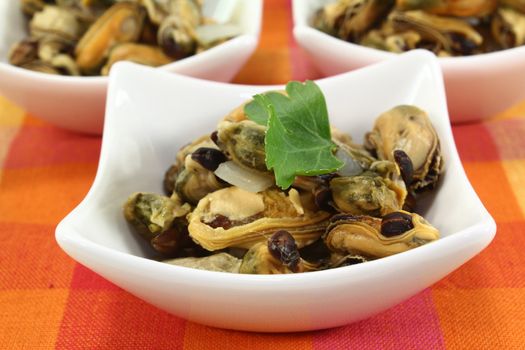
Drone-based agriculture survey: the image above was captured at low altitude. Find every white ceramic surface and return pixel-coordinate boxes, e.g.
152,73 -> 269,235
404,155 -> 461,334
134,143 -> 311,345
0,0 -> 261,134
293,0 -> 525,123
55,51 -> 496,332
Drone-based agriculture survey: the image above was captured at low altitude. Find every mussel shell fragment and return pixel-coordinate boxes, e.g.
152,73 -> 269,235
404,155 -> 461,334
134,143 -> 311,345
174,157 -> 227,205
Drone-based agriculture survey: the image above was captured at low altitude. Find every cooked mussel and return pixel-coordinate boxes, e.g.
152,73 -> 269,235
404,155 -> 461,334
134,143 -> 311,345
123,192 -> 193,255
387,10 -> 483,55
365,105 -> 443,192
187,187 -> 332,251
157,14 -> 197,59
491,7 -> 525,48
330,165 -> 407,217
395,0 -> 497,17
101,42 -> 171,75
164,135 -> 227,203
324,210 -> 439,259
314,0 -> 395,41
164,253 -> 242,273
123,192 -> 190,240
216,120 -> 267,172
75,2 -> 146,74
30,5 -> 84,42
170,135 -> 227,205
174,155 -> 227,205
239,230 -> 320,274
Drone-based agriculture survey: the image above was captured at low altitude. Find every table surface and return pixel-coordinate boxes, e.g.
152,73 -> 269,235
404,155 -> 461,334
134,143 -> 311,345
1,1 -> 524,349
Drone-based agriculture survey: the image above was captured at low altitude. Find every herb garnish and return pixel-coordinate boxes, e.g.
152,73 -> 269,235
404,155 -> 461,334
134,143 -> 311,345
245,80 -> 343,189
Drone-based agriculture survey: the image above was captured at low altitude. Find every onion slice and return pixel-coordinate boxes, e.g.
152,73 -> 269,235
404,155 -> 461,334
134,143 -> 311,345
335,148 -> 363,177
195,24 -> 242,47
214,161 -> 274,193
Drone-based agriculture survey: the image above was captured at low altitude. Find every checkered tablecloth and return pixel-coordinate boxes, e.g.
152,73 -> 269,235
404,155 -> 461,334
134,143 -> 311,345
1,1 -> 524,348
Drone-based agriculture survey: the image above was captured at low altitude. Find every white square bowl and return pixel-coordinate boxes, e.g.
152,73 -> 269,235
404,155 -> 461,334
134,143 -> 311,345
55,50 -> 496,332
293,0 -> 525,123
0,0 -> 262,134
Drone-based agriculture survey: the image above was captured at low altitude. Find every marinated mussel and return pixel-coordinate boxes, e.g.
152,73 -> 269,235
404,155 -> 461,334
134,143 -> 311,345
188,187 -> 331,251
123,192 -> 193,255
216,120 -> 267,172
365,105 -> 443,192
324,211 -> 439,258
239,230 -> 320,274
330,166 -> 407,216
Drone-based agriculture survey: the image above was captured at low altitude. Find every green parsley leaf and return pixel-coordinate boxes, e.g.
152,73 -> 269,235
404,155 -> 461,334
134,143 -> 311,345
246,80 -> 343,189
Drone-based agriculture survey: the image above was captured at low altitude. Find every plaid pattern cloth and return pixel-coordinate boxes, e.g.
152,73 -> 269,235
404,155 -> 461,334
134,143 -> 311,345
1,1 -> 524,348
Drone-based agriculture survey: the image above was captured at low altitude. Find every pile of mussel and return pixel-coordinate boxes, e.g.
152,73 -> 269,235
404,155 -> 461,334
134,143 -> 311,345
10,0 -> 240,75
313,0 -> 525,56
123,101 -> 443,274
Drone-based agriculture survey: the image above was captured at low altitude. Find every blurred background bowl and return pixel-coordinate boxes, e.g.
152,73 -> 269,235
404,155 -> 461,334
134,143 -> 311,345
0,0 -> 262,134
292,0 -> 525,124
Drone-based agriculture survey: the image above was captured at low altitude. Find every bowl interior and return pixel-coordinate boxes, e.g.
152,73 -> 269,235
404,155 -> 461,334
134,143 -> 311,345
63,51 -> 489,262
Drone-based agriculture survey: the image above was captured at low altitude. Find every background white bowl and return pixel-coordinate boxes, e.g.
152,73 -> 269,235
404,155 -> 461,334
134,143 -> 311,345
55,51 -> 496,332
0,0 -> 261,134
293,0 -> 525,124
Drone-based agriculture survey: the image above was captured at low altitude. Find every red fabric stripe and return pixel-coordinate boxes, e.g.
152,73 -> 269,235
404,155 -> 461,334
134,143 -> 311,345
55,290 -> 186,350
3,124 -> 101,169
70,263 -> 122,292
452,123 -> 501,162
312,289 -> 445,350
